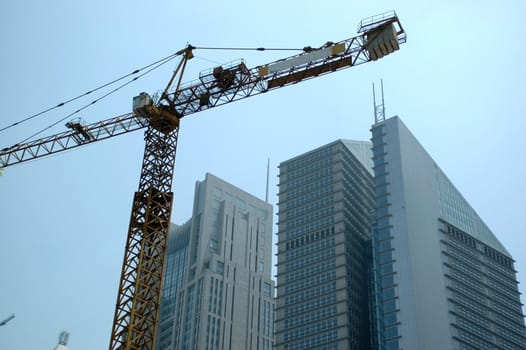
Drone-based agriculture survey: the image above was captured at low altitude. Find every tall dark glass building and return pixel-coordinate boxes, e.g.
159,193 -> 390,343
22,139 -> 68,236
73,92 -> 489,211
156,222 -> 191,350
275,116 -> 526,350
274,140 -> 375,350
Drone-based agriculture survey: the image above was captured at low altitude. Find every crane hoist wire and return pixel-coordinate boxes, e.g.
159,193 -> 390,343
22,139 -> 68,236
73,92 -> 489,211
0,45 -> 303,145
193,46 -> 304,51
13,56 -> 180,145
0,51 -> 180,134
0,46 -> 302,133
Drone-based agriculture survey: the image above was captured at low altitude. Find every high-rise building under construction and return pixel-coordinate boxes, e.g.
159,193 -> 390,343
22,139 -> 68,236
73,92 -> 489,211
156,173 -> 275,350
275,117 -> 526,350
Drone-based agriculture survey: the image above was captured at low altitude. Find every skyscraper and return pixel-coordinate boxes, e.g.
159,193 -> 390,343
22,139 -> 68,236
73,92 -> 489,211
156,173 -> 275,350
274,140 -> 375,350
370,116 -> 526,349
275,116 -> 526,350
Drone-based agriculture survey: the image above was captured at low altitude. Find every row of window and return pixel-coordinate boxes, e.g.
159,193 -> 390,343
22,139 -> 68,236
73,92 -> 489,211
205,314 -> 221,350
283,331 -> 338,350
284,318 -> 338,342
486,277 -> 523,306
285,207 -> 334,230
284,257 -> 336,283
283,293 -> 337,318
283,233 -> 335,260
208,277 -> 223,316
456,329 -> 494,349
182,285 -> 196,348
159,246 -> 188,325
284,237 -> 335,270
284,270 -> 336,295
341,196 -> 372,236
284,281 -> 337,306
282,184 -> 332,203
282,148 -> 332,178
261,300 -> 274,337
444,222 -> 514,269
453,304 -> 491,331
284,215 -> 334,240
444,237 -> 480,261
283,196 -> 332,218
280,191 -> 333,212
443,227 -> 525,324
283,170 -> 332,191
443,244 -> 481,271
494,323 -> 526,348
284,305 -> 337,330
484,264 -> 518,289
495,313 -> 526,335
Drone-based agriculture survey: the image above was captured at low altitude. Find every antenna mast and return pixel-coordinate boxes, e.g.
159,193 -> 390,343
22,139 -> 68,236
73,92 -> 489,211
0,314 -> 15,327
265,158 -> 270,203
372,79 -> 386,124
58,331 -> 69,345
53,331 -> 70,350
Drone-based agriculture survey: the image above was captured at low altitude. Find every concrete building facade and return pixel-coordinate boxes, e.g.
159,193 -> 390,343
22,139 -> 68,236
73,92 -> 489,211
371,116 -> 526,349
274,140 -> 375,350
156,173 -> 275,350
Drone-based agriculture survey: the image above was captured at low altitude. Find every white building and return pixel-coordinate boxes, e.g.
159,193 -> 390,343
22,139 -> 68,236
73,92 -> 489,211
371,116 -> 526,349
156,173 -> 274,350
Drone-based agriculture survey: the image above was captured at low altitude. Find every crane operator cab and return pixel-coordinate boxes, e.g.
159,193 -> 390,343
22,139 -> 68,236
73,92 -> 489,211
133,92 -> 180,134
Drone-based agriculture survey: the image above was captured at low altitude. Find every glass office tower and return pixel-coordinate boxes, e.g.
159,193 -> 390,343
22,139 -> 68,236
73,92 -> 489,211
156,173 -> 275,350
274,140 -> 375,350
371,116 -> 526,350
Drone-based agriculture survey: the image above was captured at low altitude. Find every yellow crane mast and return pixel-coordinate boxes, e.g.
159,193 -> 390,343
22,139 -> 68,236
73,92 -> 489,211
0,11 -> 405,350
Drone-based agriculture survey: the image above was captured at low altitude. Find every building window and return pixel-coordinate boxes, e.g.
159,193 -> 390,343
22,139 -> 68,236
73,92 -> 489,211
209,238 -> 219,251
216,261 -> 224,275
263,282 -> 271,297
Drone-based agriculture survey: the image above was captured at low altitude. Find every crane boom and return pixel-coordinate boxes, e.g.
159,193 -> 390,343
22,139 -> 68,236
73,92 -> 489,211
0,11 -> 405,350
0,113 -> 147,167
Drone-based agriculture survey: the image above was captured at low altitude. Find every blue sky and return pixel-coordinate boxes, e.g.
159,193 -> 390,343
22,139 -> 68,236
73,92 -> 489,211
1,1 -> 525,348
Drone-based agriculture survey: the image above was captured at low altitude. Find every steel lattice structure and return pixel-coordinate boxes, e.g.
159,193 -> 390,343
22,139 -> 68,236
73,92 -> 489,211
109,126 -> 177,349
0,11 -> 405,350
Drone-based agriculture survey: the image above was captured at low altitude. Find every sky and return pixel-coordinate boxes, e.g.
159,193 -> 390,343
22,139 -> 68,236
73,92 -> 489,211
0,0 -> 525,349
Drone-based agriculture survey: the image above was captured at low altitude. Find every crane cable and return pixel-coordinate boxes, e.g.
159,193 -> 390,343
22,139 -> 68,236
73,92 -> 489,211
194,46 -> 305,51
15,55 -> 180,145
0,51 -> 181,134
1,45 -> 305,143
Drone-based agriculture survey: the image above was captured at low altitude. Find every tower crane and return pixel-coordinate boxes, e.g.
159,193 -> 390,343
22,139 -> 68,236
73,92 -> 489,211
0,11 -> 406,350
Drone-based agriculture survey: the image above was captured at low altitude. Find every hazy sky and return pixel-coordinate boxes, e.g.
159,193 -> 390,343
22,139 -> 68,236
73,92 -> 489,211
1,1 -> 525,349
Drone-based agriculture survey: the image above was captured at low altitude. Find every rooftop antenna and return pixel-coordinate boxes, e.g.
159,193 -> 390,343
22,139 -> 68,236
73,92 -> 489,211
53,331 -> 70,350
372,79 -> 386,124
265,157 -> 270,203
58,331 -> 69,345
